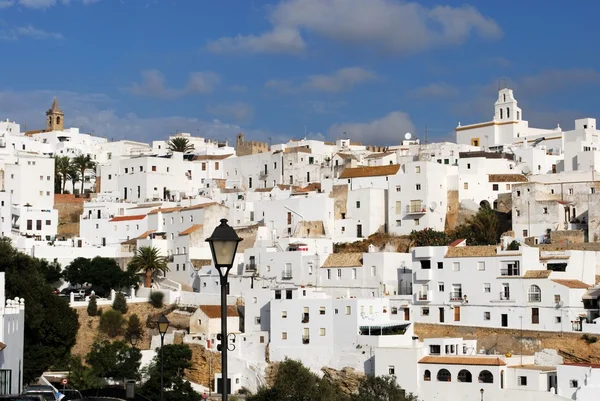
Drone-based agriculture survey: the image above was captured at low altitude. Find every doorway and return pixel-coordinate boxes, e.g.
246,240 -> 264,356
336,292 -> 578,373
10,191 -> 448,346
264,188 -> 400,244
454,306 -> 460,322
403,308 -> 410,321
501,314 -> 508,327
439,308 -> 445,323
357,224 -> 363,238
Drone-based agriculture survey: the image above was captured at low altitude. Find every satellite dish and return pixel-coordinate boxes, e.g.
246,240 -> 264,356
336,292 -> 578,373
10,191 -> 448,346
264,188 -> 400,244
430,201 -> 438,211
405,133 -> 412,140
522,166 -> 531,175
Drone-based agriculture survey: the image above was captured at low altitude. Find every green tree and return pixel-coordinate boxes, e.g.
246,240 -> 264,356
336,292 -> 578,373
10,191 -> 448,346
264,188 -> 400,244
99,309 -> 126,337
67,356 -> 103,391
112,292 -> 128,314
64,256 -> 136,296
54,156 -> 71,194
70,154 -> 96,195
63,257 -> 90,288
67,165 -> 80,195
127,246 -> 169,288
87,295 -> 98,317
125,314 -> 143,342
38,259 -> 62,284
409,228 -> 449,247
467,204 -> 500,245
167,137 -> 194,153
141,344 -> 200,401
86,340 -> 141,380
352,375 -> 418,401
0,238 -> 79,383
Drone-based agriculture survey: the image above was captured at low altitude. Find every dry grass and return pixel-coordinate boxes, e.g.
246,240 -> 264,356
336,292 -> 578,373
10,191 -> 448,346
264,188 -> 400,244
334,232 -> 411,253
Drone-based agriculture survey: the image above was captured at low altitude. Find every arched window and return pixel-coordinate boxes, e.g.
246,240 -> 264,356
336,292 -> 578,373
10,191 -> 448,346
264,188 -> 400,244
506,107 -> 510,118
457,370 -> 472,383
503,94 -> 506,102
528,285 -> 541,302
501,371 -> 504,388
424,370 -> 431,381
57,116 -> 61,125
500,109 -> 503,119
479,370 -> 494,383
437,369 -> 451,382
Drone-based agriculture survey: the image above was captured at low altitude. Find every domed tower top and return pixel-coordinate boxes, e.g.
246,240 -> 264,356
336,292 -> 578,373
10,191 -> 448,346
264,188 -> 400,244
45,97 -> 64,132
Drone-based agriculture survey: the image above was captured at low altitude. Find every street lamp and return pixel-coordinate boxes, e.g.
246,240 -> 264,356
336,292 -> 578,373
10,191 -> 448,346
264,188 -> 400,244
480,388 -> 484,401
206,218 -> 242,401
157,314 -> 170,401
129,333 -> 139,348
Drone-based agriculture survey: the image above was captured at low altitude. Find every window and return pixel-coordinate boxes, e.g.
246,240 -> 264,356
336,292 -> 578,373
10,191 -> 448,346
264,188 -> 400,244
395,201 -> 402,214
286,290 -> 292,299
45,220 -> 51,226
215,162 -> 219,170
528,285 -> 541,302
320,306 -> 326,315
492,184 -> 499,191
506,184 -> 511,190
396,185 -> 401,192
421,260 -> 431,269
517,376 -> 527,386
516,209 -> 521,217
388,366 -> 395,375
437,262 -> 443,269
36,220 -> 42,230
371,266 -> 376,276
40,175 -> 43,180
415,166 -> 421,173
281,332 -> 287,340
532,307 -> 539,324
554,295 -> 561,303
202,163 -> 206,171
483,283 -> 491,293
569,188 -> 574,195
452,262 -> 460,271
414,219 -> 420,226
356,201 -> 360,208
275,290 -> 281,299
477,262 -> 485,271
282,311 -> 287,318
570,380 -> 578,388
484,311 -> 490,320
437,369 -> 451,382
255,317 -> 261,324
320,328 -> 326,336
0,369 -> 12,395
421,307 -> 429,316
523,229 -> 528,237
555,316 -> 562,323
438,282 -> 445,292
479,371 -> 494,384
352,268 -> 357,279
424,370 -> 431,381
327,269 -> 331,280
429,344 -> 441,355
416,184 -> 421,190
463,182 -> 468,190
516,190 -> 520,197
457,370 -> 472,383
345,306 -> 351,315
467,163 -> 471,169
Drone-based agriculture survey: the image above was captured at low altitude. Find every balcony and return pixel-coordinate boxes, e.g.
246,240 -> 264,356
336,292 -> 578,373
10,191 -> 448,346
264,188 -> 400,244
302,336 -> 310,344
499,292 -> 511,301
301,313 -> 310,323
417,291 -> 430,302
500,268 -> 520,276
282,272 -> 293,280
449,292 -> 463,302
165,255 -> 174,262
414,269 -> 432,281
259,172 -> 268,179
405,203 -> 427,215
246,263 -> 257,272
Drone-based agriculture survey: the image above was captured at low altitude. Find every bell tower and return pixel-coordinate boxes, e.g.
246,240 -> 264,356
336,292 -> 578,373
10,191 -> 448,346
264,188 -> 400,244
494,88 -> 521,122
45,98 -> 64,132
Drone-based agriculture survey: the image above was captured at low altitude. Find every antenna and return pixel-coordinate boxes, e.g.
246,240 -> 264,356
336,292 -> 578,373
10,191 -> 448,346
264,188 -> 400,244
424,125 -> 428,145
304,125 -> 307,139
503,77 -> 508,89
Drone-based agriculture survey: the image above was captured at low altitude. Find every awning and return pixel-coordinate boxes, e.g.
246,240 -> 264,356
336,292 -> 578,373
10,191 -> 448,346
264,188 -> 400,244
359,322 -> 411,336
583,287 -> 600,300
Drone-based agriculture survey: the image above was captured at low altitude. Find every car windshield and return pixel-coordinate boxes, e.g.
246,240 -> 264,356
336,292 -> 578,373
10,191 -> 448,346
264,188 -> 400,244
23,392 -> 55,401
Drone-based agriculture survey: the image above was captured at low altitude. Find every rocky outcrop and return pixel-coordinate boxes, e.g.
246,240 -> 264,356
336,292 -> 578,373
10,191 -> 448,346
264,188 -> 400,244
321,367 -> 365,395
185,344 -> 222,388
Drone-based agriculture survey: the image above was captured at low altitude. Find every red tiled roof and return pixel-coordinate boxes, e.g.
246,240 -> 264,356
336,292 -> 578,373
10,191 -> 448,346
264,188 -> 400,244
419,356 -> 506,366
551,279 -> 590,289
339,164 -> 400,179
109,214 -> 146,222
449,239 -> 466,247
179,224 -> 203,236
199,305 -> 239,319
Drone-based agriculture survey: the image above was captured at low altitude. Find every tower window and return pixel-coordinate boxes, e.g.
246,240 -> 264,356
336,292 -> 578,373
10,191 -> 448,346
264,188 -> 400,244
507,107 -> 510,118
500,109 -> 503,119
57,116 -> 61,125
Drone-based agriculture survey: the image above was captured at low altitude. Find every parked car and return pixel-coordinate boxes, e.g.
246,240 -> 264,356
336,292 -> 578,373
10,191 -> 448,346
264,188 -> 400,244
60,389 -> 82,400
0,396 -> 45,400
22,385 -> 58,401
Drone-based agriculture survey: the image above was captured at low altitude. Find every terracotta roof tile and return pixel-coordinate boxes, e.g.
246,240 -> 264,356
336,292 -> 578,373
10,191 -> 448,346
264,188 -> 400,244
488,174 -> 528,183
419,356 -> 506,366
191,259 -> 212,268
148,202 -> 219,215
192,154 -> 233,161
136,230 -> 156,239
109,214 -> 146,222
322,253 -> 363,268
179,224 -> 203,236
523,270 -> 552,279
335,152 -> 359,161
255,187 -> 274,192
129,203 -> 163,209
199,305 -> 239,319
295,183 -> 322,193
445,246 -> 498,258
449,239 -> 466,247
551,279 -> 591,289
364,151 -> 395,159
339,164 -> 400,179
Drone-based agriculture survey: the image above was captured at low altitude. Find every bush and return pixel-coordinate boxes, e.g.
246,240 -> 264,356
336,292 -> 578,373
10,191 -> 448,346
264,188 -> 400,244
149,291 -> 164,308
125,314 -> 143,342
507,240 -> 520,251
99,309 -> 125,337
582,334 -> 598,344
97,307 -> 103,316
112,292 -> 128,314
87,295 -> 98,317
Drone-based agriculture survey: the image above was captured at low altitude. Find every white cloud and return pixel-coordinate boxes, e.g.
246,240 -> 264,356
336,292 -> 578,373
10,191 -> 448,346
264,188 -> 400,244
328,111 -> 415,145
266,67 -> 375,93
207,0 -> 501,55
127,69 -> 220,99
207,102 -> 254,122
0,90 -> 259,144
0,25 -> 63,40
409,83 -> 458,99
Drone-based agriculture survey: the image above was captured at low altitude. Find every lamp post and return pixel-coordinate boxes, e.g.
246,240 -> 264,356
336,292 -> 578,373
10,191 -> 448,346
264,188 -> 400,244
157,314 -> 170,401
206,218 -> 242,401
480,388 -> 484,401
129,333 -> 139,348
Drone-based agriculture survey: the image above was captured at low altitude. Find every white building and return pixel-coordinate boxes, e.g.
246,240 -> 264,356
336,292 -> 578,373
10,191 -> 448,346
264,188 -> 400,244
0,273 -> 25,396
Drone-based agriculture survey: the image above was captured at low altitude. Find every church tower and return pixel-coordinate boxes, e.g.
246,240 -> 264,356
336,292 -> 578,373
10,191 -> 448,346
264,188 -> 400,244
45,98 -> 64,132
494,88 -> 522,123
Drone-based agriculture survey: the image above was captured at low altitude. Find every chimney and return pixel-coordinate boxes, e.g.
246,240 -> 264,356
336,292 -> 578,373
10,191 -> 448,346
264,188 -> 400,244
412,335 -> 419,348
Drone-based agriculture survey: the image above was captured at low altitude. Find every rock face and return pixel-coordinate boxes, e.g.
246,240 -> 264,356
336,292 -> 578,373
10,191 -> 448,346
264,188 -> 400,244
185,344 -> 222,389
321,367 -> 365,395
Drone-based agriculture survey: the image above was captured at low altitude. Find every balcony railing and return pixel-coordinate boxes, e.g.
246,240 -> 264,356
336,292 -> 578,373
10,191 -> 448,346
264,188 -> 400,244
449,292 -> 463,301
301,313 -> 309,323
302,336 -> 310,344
499,291 -> 511,301
165,255 -> 174,262
405,203 -> 427,215
282,272 -> 293,280
528,293 -> 541,302
500,268 -> 520,276
418,292 -> 429,301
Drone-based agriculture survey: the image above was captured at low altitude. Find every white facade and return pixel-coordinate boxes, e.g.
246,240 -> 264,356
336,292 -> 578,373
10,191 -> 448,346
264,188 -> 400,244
0,273 -> 25,395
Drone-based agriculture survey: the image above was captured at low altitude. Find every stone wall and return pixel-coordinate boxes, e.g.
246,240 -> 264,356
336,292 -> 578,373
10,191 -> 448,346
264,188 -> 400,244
549,230 -> 585,245
444,190 -> 459,231
294,220 -> 326,237
235,133 -> 269,157
329,185 -> 348,220
54,194 -> 84,238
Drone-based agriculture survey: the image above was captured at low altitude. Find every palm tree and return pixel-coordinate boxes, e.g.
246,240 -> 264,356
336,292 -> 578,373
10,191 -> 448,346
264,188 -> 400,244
468,203 -> 500,245
68,166 -> 80,195
127,246 -> 169,288
70,154 -> 96,195
54,156 -> 71,194
167,137 -> 194,153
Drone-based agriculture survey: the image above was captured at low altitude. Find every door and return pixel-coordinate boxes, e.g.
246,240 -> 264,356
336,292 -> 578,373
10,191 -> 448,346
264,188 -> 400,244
501,314 -> 508,327
403,308 -> 410,321
454,306 -> 460,322
439,308 -> 445,323
357,224 -> 363,238
532,308 -> 539,324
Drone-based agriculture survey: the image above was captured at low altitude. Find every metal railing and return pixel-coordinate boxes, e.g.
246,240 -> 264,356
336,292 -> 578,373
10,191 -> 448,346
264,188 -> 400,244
449,292 -> 463,301
500,267 -> 520,276
499,291 -> 511,301
405,203 -> 427,214
418,292 -> 429,301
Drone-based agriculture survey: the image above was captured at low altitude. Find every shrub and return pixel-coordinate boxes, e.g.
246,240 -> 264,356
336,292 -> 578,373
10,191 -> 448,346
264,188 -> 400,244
125,314 -> 143,342
112,292 -> 128,314
149,291 -> 164,308
99,309 -> 125,337
97,307 -> 103,316
87,295 -> 98,317
582,334 -> 598,344
507,240 -> 520,251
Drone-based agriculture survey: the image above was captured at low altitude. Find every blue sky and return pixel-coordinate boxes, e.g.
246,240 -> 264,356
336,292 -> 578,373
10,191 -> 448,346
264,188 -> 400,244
1,0 -> 599,145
